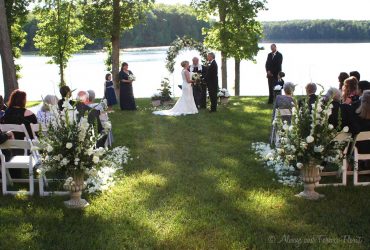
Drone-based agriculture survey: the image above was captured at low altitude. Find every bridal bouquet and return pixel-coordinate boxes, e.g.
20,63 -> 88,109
192,72 -> 202,85
218,88 -> 230,98
128,74 -> 136,81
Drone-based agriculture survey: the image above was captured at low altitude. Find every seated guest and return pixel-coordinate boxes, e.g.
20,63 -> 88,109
351,90 -> 370,170
1,90 -> 37,139
358,80 -> 370,97
342,76 -> 359,105
272,82 -> 295,122
299,83 -> 317,111
338,72 -> 349,90
324,87 -> 341,128
58,85 -> 74,111
87,90 -> 104,111
0,95 -> 7,119
270,82 -> 295,146
76,91 -> 107,147
350,71 -> 360,82
37,95 -> 58,126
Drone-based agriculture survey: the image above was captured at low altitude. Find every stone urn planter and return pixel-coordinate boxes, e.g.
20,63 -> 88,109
151,100 -> 161,107
296,164 -> 324,200
63,174 -> 89,209
220,97 -> 229,104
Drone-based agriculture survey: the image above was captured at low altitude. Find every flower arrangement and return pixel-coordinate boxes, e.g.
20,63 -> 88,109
157,77 -> 172,102
273,90 -> 351,170
191,72 -> 202,85
151,93 -> 162,101
36,99 -> 130,195
218,88 -> 230,98
128,74 -> 136,81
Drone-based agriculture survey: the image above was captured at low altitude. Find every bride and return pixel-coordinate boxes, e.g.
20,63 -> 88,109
153,61 -> 198,116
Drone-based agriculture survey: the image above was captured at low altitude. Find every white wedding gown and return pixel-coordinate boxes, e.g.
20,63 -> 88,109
153,70 -> 198,116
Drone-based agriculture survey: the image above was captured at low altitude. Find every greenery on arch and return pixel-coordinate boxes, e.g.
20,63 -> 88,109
165,36 -> 209,73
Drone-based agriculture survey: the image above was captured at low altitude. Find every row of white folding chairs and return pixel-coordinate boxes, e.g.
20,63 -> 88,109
318,131 -> 370,186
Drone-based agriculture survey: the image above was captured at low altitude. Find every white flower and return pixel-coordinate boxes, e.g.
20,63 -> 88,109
306,136 -> 314,143
87,147 -> 94,156
314,145 -> 324,153
66,142 -> 73,149
328,124 -> 334,130
342,126 -> 349,133
103,121 -> 112,131
283,124 -> 289,131
61,158 -> 69,166
46,145 -> 53,153
93,156 -> 100,164
296,163 -> 303,169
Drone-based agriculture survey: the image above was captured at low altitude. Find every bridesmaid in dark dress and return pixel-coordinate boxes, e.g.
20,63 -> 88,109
104,73 -> 117,112
119,62 -> 137,111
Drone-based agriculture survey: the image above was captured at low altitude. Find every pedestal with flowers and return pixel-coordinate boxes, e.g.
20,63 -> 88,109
36,99 -> 131,208
218,88 -> 230,104
273,90 -> 351,200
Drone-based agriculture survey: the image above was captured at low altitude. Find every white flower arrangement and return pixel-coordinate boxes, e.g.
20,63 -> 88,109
36,98 -> 131,193
273,88 -> 351,169
218,88 -> 230,98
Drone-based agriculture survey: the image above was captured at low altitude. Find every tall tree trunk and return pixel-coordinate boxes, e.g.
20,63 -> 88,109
219,5 -> 227,89
234,58 -> 240,96
112,0 -> 121,99
59,63 -> 65,86
0,0 -> 18,101
221,51 -> 227,89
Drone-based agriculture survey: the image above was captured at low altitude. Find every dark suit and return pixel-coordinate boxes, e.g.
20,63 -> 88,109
265,51 -> 283,103
205,60 -> 218,112
190,65 -> 207,109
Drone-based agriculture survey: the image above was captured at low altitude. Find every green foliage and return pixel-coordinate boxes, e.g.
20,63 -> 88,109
103,41 -> 112,72
263,20 -> 370,42
157,77 -> 172,102
5,0 -> 29,78
192,0 -> 266,60
34,0 -> 92,86
80,0 -> 154,39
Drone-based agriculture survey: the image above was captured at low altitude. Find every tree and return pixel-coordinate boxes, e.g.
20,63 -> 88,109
5,0 -> 29,79
80,0 -> 154,89
0,0 -> 18,100
34,0 -> 92,86
191,0 -> 266,90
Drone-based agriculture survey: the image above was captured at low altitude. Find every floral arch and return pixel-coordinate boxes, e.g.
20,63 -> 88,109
165,36 -> 209,73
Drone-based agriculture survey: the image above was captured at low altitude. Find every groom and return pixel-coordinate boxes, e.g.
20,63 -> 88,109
189,57 -> 207,109
205,52 -> 218,112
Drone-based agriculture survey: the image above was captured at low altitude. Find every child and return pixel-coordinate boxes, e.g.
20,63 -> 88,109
104,73 -> 117,112
273,71 -> 285,100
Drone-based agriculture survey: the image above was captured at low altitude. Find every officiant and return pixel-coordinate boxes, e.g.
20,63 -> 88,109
189,57 -> 207,109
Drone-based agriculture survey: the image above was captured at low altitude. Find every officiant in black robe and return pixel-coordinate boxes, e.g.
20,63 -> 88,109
189,57 -> 207,109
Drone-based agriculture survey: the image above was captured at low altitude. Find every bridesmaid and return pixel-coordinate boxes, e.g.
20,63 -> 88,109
104,73 -> 117,112
119,62 -> 136,110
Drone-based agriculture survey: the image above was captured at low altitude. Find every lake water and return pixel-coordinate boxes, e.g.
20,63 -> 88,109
0,43 -> 370,100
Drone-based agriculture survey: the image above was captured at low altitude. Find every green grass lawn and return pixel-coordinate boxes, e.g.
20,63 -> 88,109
1,97 -> 370,249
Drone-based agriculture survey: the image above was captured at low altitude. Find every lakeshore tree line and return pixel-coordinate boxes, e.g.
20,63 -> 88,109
1,0 -> 370,101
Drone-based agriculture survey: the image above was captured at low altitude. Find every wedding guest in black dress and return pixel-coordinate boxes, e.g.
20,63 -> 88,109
1,90 -> 37,140
104,73 -> 117,112
119,62 -> 137,111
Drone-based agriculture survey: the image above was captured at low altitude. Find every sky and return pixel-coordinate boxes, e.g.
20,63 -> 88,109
156,0 -> 370,21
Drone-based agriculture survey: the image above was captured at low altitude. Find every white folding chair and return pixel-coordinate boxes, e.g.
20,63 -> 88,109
270,108 -> 292,146
0,124 -> 31,140
318,132 -> 352,187
0,140 -> 37,195
353,131 -> 370,186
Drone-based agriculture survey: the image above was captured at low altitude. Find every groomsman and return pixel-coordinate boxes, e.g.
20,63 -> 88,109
265,44 -> 283,104
205,52 -> 218,112
189,57 -> 207,109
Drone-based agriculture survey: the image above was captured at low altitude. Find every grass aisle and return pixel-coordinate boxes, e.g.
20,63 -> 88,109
1,97 -> 369,249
